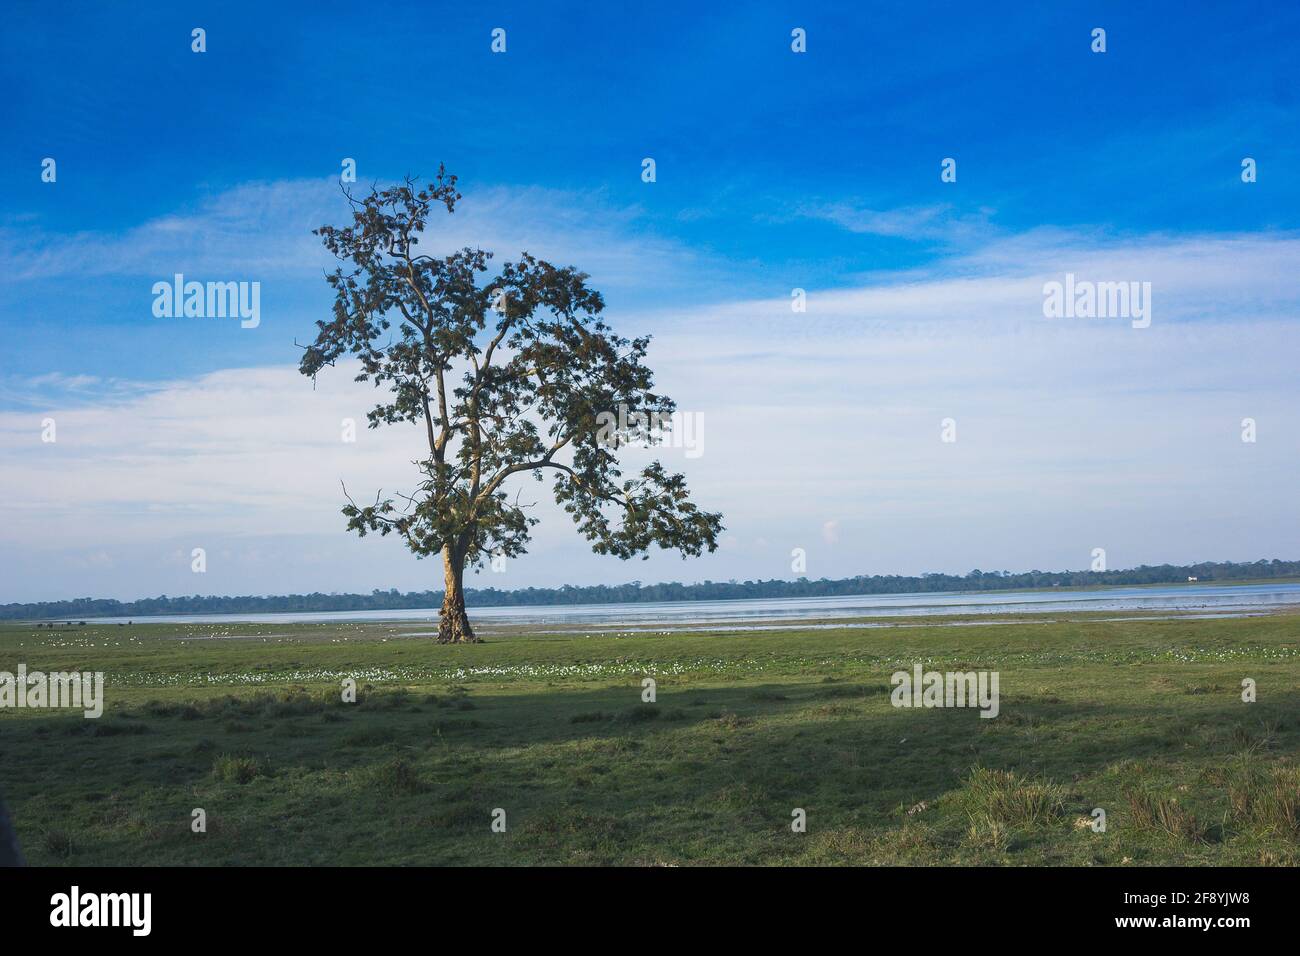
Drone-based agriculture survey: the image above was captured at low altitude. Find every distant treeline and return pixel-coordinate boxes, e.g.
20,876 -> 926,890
3,558 -> 1298,622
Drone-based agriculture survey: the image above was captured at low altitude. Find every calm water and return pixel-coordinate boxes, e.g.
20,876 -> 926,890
79,582 -> 1300,627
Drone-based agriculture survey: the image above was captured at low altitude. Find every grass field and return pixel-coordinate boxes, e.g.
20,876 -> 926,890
2,609 -> 1298,866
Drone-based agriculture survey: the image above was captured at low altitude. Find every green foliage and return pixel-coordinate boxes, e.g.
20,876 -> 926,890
1228,762 -> 1300,835
298,167 -> 721,585
960,768 -> 1066,830
211,754 -> 265,785
1124,786 -> 1206,842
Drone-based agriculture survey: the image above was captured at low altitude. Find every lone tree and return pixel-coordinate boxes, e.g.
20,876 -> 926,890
300,166 -> 722,643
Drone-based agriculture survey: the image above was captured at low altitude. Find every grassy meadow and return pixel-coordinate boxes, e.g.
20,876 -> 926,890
2,609 -> 1298,866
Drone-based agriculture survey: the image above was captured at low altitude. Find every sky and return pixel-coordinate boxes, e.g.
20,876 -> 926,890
1,1 -> 1298,602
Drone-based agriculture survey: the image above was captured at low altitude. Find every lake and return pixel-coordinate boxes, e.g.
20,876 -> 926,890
79,581 -> 1300,628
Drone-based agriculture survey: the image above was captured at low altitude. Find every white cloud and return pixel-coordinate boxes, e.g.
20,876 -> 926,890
0,177 -> 699,293
2,210 -> 1298,601
789,200 -> 994,243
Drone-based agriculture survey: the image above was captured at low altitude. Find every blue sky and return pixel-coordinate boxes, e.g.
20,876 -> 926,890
1,1 -> 1298,601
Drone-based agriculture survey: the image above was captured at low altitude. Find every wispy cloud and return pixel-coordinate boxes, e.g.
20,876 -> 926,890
1,178 -> 702,295
3,227 -> 1296,602
787,200 -> 995,244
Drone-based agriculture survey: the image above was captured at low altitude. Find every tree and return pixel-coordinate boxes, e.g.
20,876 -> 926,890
300,166 -> 723,643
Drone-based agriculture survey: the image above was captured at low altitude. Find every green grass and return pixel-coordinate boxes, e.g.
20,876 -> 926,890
1,611 -> 1298,866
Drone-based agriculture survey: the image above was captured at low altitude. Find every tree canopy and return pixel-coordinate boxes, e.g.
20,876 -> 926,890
298,166 -> 722,640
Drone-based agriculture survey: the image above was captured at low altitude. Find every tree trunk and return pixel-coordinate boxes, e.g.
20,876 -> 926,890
438,545 -> 477,644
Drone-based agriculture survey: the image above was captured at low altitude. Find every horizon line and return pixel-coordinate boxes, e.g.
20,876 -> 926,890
5,555 -> 1297,614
